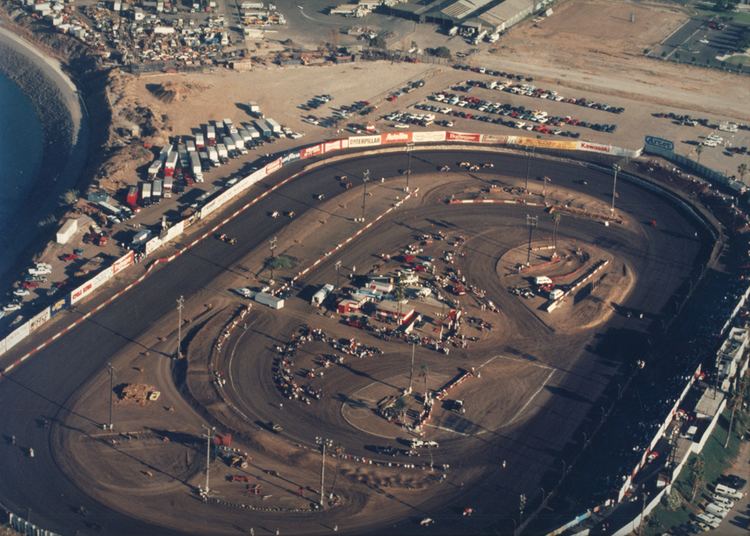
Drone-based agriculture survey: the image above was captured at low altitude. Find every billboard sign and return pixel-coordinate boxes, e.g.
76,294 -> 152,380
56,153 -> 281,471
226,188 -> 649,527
282,151 -> 301,164
480,134 -> 508,144
348,134 -> 381,148
145,236 -> 163,256
446,131 -> 482,143
265,158 -> 283,175
644,135 -> 674,153
577,141 -> 612,154
300,144 -> 323,159
380,131 -> 412,144
50,298 -> 67,317
29,307 -> 51,333
324,140 -> 342,153
412,131 -> 446,143
70,280 -> 95,306
112,250 -> 134,275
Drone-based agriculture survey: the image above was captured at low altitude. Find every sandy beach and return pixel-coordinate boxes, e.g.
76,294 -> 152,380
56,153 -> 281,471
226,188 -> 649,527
0,24 -> 87,294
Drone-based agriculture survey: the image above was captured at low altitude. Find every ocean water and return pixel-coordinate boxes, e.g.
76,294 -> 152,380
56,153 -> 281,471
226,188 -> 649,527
0,72 -> 44,278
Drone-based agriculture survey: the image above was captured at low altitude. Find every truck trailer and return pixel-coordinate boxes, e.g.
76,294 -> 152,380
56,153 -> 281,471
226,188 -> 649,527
264,117 -> 282,136
206,125 -> 216,145
139,181 -> 152,206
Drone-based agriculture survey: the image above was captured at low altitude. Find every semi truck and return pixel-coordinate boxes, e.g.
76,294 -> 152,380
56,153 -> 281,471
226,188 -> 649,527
163,176 -> 173,198
223,136 -> 236,155
239,129 -> 253,145
126,185 -> 138,208
177,144 -> 190,169
217,143 -> 228,161
152,179 -> 163,202
264,117 -> 282,136
230,131 -> 245,152
254,120 -> 272,139
186,139 -> 196,152
195,132 -> 205,149
147,160 -> 162,178
190,151 -> 203,181
242,123 -> 261,140
208,146 -> 219,165
164,151 -> 178,177
159,144 -> 172,163
139,181 -> 152,206
206,124 -> 216,145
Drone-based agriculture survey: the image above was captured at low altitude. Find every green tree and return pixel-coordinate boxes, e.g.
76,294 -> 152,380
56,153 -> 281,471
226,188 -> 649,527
427,46 -> 452,59
370,35 -> 387,49
738,163 -> 748,183
419,364 -> 429,397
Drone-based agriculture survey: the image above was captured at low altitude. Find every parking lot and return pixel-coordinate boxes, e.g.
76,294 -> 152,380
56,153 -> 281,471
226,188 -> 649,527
649,17 -> 750,75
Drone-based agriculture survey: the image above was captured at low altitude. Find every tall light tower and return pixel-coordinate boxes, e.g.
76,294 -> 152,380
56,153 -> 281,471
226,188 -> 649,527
361,169 -> 370,222
334,260 -> 342,289
611,163 -> 620,216
269,236 -> 278,282
107,362 -> 114,431
176,295 -> 185,359
405,143 -> 415,192
315,436 -> 334,508
526,214 -> 538,265
524,146 -> 535,194
201,424 -> 215,495
407,342 -> 416,395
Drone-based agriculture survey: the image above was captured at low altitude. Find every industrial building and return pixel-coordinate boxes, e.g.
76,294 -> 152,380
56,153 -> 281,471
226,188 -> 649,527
381,0 -> 553,35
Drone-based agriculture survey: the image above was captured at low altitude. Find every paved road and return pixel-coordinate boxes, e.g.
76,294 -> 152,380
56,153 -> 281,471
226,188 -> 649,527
0,150 -> 705,535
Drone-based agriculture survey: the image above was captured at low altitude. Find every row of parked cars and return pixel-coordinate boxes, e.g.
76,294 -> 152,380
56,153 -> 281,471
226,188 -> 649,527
691,475 -> 746,532
412,100 -> 583,138
453,63 -> 534,83
430,90 -> 618,134
463,79 -> 625,114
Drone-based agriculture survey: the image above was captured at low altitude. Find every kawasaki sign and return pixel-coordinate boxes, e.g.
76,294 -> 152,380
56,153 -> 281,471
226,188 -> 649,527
644,135 -> 674,153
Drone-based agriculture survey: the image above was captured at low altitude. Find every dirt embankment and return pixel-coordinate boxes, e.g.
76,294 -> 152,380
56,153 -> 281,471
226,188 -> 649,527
0,10 -> 112,290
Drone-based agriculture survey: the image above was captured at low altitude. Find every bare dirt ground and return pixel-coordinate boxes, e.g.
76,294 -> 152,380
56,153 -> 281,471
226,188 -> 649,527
484,0 -> 748,120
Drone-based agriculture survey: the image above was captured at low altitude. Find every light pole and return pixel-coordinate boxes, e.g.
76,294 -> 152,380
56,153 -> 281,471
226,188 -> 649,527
201,425 -> 215,494
269,236 -> 278,282
524,146 -> 535,194
407,342 -> 416,395
526,214 -> 538,265
405,143 -> 415,192
611,163 -> 620,216
176,295 -> 184,359
334,260 -> 342,289
107,362 -> 114,431
542,175 -> 551,198
315,436 -> 334,508
361,169 -> 370,222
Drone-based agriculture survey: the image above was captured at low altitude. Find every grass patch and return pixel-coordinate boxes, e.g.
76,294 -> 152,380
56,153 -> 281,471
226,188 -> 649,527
642,403 -> 748,536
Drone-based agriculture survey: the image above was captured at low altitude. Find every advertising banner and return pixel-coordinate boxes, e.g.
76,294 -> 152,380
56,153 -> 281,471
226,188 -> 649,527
145,236 -> 163,256
112,251 -> 134,275
50,298 -> 67,317
164,220 -> 185,243
86,267 -> 114,294
29,307 -> 51,333
282,151 -> 301,164
340,138 -> 349,149
446,131 -> 482,143
265,157 -> 283,175
513,137 -> 579,151
480,133 -> 508,144
645,135 -> 674,153
412,131 -> 446,143
380,131 -> 412,145
69,280 -> 94,306
200,199 -> 220,220
324,140 -> 342,153
300,144 -> 323,160
348,134 -> 381,148
4,323 -> 30,351
577,141 -> 612,154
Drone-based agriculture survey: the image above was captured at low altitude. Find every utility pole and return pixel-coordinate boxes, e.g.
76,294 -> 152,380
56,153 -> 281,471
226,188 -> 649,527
361,169 -> 370,222
542,175 -> 551,198
107,362 -> 114,431
526,214 -> 538,265
524,146 -> 535,194
201,425 -> 215,495
334,260 -> 342,289
552,213 -> 561,252
405,143 -> 415,192
269,236 -> 278,282
176,295 -> 185,359
315,437 -> 333,508
407,342 -> 416,394
611,163 -> 620,216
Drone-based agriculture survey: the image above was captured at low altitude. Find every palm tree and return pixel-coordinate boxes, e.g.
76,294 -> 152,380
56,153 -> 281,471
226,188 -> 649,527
738,163 -> 748,183
419,364 -> 429,399
394,396 -> 407,423
689,455 -> 705,501
695,144 -> 703,165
